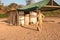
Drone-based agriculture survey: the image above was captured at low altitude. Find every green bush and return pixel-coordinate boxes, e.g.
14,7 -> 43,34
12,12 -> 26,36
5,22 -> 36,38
0,14 -> 7,18
42,9 -> 60,16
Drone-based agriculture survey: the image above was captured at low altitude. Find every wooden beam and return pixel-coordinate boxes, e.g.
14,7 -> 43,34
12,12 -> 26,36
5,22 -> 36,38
51,0 -> 54,6
16,11 -> 19,26
44,5 -> 60,8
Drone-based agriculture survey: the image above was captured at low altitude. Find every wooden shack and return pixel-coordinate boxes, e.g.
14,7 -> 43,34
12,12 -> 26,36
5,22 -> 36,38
7,0 -> 60,26
7,9 -> 38,26
17,10 -> 38,26
41,0 -> 60,11
7,10 -> 19,26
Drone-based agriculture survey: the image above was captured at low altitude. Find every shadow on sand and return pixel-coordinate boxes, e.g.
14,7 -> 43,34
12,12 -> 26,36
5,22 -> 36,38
21,26 -> 38,31
0,20 -> 39,31
1,20 -> 8,23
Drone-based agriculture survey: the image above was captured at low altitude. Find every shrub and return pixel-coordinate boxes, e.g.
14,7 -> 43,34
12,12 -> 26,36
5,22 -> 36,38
0,14 -> 7,18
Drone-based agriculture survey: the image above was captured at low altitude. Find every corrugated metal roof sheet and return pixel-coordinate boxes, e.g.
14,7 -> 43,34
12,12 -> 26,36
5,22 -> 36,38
17,0 -> 50,11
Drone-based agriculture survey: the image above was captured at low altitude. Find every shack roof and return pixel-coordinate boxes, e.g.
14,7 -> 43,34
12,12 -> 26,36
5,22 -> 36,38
17,0 -> 50,11
17,0 -> 60,11
41,0 -> 60,11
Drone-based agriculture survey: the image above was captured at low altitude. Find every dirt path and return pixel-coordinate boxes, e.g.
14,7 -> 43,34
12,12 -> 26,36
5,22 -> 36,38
0,17 -> 60,40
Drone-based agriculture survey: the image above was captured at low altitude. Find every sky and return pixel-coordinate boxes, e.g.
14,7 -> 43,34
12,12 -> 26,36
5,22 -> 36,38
1,0 -> 60,6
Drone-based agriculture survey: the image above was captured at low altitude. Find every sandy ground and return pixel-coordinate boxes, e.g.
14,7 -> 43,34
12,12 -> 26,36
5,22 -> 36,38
0,17 -> 60,40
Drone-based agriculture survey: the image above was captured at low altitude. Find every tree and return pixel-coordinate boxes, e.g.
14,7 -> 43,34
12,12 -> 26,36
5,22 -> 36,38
26,0 -> 39,5
26,0 -> 32,5
7,3 -> 18,11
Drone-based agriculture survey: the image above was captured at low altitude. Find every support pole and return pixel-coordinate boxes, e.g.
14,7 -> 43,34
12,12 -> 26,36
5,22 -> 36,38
51,0 -> 53,6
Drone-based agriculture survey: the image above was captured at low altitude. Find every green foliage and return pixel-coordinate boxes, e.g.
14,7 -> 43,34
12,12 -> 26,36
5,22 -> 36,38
0,14 -> 7,18
42,9 -> 60,16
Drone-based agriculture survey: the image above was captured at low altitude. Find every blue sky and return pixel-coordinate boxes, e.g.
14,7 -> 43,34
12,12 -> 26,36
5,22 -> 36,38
1,0 -> 60,5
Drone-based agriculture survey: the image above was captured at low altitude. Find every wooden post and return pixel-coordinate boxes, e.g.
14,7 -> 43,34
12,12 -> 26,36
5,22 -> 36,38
51,0 -> 53,6
29,11 -> 31,25
7,11 -> 10,24
29,11 -> 32,25
12,12 -> 15,25
9,11 -> 13,25
16,11 -> 19,26
14,11 -> 18,26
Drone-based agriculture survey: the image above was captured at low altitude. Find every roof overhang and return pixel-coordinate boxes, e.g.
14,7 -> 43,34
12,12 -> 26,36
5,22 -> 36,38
41,5 -> 60,11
